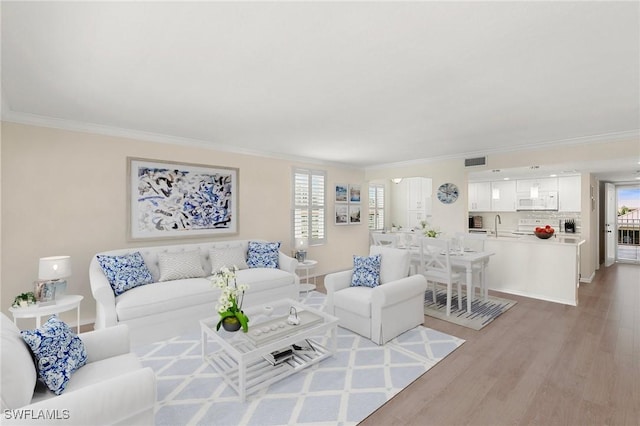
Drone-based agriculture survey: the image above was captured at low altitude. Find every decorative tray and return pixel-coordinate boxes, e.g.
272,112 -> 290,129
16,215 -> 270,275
246,310 -> 323,346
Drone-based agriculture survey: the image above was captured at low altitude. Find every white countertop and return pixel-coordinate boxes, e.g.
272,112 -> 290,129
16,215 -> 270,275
489,234 -> 585,245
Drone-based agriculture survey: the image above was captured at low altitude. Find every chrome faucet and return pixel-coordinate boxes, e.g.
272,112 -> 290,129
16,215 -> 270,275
494,214 -> 502,238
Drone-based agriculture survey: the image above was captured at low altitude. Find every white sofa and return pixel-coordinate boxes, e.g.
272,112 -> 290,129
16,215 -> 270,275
89,240 -> 299,345
1,313 -> 156,425
325,246 -> 427,345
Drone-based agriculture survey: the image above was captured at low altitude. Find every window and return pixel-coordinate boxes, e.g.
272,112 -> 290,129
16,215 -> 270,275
369,184 -> 385,230
293,168 -> 326,245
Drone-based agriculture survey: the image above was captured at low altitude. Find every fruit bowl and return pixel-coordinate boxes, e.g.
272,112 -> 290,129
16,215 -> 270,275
534,231 -> 554,239
534,226 -> 555,239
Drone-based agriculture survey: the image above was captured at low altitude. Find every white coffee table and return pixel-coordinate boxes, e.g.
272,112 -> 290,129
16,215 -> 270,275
8,294 -> 83,332
200,298 -> 338,402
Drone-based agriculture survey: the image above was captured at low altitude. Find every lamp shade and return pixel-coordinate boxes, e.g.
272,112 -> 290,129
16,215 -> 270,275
295,237 -> 308,251
38,256 -> 72,280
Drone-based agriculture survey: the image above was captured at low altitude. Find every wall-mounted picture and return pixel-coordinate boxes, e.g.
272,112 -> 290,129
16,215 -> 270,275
335,205 -> 348,225
335,183 -> 348,203
349,184 -> 361,203
128,157 -> 239,240
349,205 -> 361,224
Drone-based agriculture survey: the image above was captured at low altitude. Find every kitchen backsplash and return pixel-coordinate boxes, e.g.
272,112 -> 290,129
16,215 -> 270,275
469,211 -> 581,232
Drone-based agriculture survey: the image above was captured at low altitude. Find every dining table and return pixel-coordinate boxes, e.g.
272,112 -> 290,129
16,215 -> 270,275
405,244 -> 495,314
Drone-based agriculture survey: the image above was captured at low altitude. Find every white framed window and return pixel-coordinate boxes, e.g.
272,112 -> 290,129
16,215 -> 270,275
369,184 -> 385,230
293,168 -> 326,245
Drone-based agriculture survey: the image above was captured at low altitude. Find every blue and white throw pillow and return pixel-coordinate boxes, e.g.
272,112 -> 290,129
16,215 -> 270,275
247,241 -> 281,269
97,252 -> 154,296
20,316 -> 87,395
351,254 -> 381,288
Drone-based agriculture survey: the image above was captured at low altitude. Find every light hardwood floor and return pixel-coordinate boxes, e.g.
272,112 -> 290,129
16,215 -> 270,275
317,262 -> 640,426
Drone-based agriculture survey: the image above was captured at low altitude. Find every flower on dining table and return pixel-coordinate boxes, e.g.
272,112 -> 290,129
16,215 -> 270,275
212,266 -> 250,332
420,220 -> 441,238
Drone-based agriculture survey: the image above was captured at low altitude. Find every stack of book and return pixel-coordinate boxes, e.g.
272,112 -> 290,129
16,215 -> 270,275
263,340 -> 316,366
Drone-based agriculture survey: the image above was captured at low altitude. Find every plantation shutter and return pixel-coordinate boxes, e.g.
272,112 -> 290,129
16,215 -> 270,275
293,168 -> 326,245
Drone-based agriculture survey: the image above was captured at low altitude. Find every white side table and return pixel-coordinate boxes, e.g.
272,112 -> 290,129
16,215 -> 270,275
296,260 -> 318,294
9,294 -> 83,333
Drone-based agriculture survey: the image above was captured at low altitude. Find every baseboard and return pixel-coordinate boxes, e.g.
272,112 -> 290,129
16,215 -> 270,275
580,271 -> 595,283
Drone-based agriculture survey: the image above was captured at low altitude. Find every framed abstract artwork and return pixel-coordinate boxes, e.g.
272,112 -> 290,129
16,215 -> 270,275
128,158 -> 239,240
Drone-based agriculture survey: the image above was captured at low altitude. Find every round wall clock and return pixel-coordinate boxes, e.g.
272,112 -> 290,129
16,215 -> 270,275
437,182 -> 459,204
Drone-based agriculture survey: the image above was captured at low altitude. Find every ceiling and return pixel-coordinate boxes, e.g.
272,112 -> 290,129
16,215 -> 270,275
2,1 -> 639,180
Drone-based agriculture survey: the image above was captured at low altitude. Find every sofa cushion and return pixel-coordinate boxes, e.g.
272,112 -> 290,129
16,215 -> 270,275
1,313 -> 37,409
114,269 -> 295,321
247,241 -> 280,269
157,250 -> 205,281
351,254 -> 381,288
20,316 -> 87,395
333,286 -> 372,318
369,246 -> 411,284
97,252 -> 154,296
210,246 -> 248,272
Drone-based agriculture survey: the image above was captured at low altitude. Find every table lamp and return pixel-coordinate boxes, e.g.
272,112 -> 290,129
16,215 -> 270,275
37,256 -> 71,304
294,238 -> 308,263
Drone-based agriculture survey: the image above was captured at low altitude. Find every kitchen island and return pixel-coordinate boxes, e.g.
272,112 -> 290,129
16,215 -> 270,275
484,234 -> 585,306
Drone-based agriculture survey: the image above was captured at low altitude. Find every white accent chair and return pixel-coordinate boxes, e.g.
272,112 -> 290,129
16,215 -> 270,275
419,237 -> 462,316
1,313 -> 156,425
325,246 -> 427,345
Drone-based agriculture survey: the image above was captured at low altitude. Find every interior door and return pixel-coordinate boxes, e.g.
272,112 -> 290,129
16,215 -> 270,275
605,182 -> 616,266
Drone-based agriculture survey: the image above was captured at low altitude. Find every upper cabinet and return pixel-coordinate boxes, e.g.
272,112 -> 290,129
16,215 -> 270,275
468,175 -> 581,212
558,175 -> 581,212
516,177 -> 558,193
491,180 -> 517,211
468,182 -> 491,212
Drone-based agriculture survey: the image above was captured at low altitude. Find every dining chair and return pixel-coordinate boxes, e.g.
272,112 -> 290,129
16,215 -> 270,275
418,237 -> 462,316
371,232 -> 399,247
454,232 -> 488,300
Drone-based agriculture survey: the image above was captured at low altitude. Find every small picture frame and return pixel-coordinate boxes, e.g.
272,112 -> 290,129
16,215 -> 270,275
335,205 -> 348,225
349,205 -> 361,224
349,184 -> 361,203
335,184 -> 348,203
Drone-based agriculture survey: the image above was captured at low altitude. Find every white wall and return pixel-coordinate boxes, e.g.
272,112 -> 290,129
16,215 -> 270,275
0,122 -> 369,325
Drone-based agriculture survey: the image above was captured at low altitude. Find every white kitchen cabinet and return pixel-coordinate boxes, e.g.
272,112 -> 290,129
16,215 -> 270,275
490,180 -> 517,211
468,182 -> 491,212
516,177 -> 558,193
558,175 -> 581,212
391,177 -> 432,229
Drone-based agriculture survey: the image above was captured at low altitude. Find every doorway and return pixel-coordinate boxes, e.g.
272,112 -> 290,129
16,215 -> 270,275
616,185 -> 640,263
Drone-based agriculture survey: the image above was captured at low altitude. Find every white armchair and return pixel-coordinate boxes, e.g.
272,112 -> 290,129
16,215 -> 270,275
1,313 -> 156,425
325,246 -> 427,345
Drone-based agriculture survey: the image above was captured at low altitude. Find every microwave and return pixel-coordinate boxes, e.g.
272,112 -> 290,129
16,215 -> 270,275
516,191 -> 558,211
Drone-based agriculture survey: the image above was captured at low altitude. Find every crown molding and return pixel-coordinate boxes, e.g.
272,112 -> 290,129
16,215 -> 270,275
365,129 -> 640,171
3,109 -> 637,172
1,109 -> 361,170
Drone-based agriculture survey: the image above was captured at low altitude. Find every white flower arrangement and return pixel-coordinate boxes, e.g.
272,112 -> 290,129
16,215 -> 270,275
420,220 -> 441,238
212,266 -> 250,332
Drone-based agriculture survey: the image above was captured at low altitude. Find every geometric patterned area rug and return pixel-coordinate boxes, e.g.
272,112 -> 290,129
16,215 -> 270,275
134,291 -> 465,426
424,288 -> 517,330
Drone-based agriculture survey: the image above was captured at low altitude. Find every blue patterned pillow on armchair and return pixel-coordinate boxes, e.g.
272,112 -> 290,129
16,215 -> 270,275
20,316 -> 87,395
351,254 -> 381,288
247,241 -> 281,269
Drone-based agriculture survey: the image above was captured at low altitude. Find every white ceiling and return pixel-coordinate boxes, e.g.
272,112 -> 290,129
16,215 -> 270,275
2,1 -> 639,180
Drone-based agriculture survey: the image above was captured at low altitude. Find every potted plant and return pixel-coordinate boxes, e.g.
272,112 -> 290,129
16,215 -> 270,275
12,292 -> 36,308
212,266 -> 250,332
